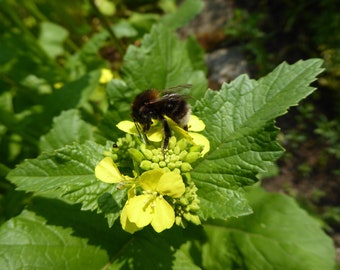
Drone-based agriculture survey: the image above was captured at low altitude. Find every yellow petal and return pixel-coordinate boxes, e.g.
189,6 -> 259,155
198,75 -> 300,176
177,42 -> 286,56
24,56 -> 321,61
189,132 -> 210,156
188,115 -> 205,132
126,194 -> 153,227
146,127 -> 163,142
165,117 -> 194,144
151,197 -> 175,232
95,157 -> 124,183
157,172 -> 185,198
116,121 -> 138,134
139,169 -> 164,191
120,202 -> 142,234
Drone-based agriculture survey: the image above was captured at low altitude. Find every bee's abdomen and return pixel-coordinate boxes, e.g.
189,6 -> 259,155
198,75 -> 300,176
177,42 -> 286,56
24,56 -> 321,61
163,95 -> 191,127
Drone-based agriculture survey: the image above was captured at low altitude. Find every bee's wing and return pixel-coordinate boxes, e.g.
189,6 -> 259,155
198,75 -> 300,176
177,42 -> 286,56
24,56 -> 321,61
160,84 -> 192,96
146,93 -> 186,107
145,84 -> 192,106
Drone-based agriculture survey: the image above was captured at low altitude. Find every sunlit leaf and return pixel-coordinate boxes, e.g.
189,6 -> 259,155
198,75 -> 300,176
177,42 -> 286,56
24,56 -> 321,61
192,59 -> 324,220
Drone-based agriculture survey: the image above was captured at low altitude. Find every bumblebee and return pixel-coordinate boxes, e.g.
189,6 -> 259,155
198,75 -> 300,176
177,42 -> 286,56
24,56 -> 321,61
131,84 -> 191,149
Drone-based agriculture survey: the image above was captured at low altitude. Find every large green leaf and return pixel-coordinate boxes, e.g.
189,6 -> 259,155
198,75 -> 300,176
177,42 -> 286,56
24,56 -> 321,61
7,141 -> 124,226
0,210 -> 109,269
201,187 -> 335,270
192,59 -> 324,220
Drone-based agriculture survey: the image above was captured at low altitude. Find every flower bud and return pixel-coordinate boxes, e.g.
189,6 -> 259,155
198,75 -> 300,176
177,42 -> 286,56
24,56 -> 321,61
167,162 -> 176,170
140,145 -> 153,160
140,160 -> 152,170
180,197 -> 189,205
172,168 -> 181,174
177,139 -> 188,151
190,145 -> 203,153
159,161 -> 166,168
150,163 -> 160,169
181,162 -> 192,172
170,155 -> 179,162
187,202 -> 200,211
128,148 -> 144,163
168,136 -> 177,149
173,146 -> 181,155
152,156 -> 160,163
190,215 -> 201,225
183,212 -> 192,221
175,216 -> 183,226
178,150 -> 188,161
185,152 -> 201,163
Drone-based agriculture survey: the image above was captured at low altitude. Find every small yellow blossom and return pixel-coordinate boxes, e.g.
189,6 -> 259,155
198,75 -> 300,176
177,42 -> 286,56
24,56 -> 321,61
120,169 -> 185,233
53,82 -> 64,89
99,68 -> 114,84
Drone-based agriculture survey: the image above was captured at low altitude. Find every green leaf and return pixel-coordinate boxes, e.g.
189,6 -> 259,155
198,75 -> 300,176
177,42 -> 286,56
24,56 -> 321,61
0,195 -> 135,269
105,23 -> 207,124
39,109 -> 93,152
0,210 -> 109,269
122,24 -> 207,96
192,59 -> 324,220
161,0 -> 204,30
201,187 -> 335,270
38,22 -> 69,58
7,141 -> 125,226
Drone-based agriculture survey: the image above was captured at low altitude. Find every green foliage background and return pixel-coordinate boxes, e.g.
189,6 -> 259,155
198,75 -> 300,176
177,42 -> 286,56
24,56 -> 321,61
0,0 -> 336,269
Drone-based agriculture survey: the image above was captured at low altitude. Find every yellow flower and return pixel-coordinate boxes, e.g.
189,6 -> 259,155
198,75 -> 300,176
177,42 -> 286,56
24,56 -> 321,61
116,115 -> 210,155
120,169 -> 185,233
53,82 -> 64,89
99,68 -> 114,84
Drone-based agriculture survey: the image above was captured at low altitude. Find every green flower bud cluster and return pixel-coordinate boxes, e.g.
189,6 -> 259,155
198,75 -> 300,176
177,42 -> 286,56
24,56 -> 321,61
110,134 -> 136,168
129,136 -> 203,173
173,178 -> 201,228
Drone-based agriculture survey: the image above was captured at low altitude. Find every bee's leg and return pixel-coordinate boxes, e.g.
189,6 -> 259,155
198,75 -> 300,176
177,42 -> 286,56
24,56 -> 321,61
134,122 -> 148,144
183,125 -> 188,131
160,116 -> 171,151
